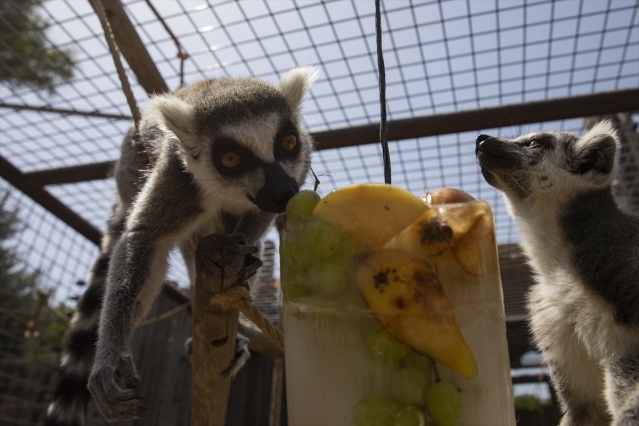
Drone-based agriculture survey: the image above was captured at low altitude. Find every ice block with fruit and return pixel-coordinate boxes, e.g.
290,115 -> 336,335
280,184 -> 515,426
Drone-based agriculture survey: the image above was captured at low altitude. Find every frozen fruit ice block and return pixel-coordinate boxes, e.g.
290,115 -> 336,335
280,185 -> 515,426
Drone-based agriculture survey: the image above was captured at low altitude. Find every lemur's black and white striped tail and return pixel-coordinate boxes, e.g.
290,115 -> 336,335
45,254 -> 108,426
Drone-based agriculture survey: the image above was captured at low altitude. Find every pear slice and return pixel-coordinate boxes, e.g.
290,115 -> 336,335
313,183 -> 428,249
453,208 -> 497,277
423,187 -> 476,206
383,204 -> 484,254
355,249 -> 477,379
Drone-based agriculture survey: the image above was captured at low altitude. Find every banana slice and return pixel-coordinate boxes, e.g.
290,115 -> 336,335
355,249 -> 477,379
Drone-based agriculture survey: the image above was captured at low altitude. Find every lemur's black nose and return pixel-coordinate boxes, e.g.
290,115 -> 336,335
476,134 -> 491,144
475,134 -> 492,154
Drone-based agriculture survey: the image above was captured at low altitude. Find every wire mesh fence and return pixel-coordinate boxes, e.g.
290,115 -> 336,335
0,0 -> 637,424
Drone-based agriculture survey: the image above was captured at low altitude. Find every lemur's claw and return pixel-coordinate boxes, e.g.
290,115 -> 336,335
239,255 -> 263,282
219,234 -> 263,282
235,244 -> 260,255
88,351 -> 148,422
224,234 -> 257,254
184,336 -> 193,358
221,333 -> 250,378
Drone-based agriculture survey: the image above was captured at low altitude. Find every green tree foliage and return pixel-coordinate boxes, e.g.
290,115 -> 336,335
514,394 -> 551,412
0,193 -> 40,357
0,193 -> 68,362
0,0 -> 75,94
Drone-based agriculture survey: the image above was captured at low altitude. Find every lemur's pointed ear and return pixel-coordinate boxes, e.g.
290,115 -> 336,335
279,66 -> 319,109
148,95 -> 201,158
572,120 -> 619,176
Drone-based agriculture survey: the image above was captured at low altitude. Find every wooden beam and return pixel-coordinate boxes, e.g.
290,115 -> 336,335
312,87 -> 639,150
88,0 -> 168,95
0,102 -> 131,120
0,155 -> 103,245
27,87 -> 638,186
21,161 -> 116,187
511,374 -> 550,384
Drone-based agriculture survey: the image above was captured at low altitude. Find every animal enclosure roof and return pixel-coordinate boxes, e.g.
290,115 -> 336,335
0,0 -> 638,299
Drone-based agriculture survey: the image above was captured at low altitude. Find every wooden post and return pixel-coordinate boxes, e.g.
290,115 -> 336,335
191,234 -> 258,426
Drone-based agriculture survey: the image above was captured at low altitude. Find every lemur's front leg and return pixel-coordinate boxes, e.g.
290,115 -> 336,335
88,229 -> 170,422
544,347 -> 610,426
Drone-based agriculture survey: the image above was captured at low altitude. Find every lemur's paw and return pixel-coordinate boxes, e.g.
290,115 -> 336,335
219,234 -> 263,284
239,253 -> 263,283
88,351 -> 148,422
184,336 -> 193,358
221,333 -> 250,378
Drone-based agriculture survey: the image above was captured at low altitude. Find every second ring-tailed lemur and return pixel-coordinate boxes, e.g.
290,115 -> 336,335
476,121 -> 639,426
45,66 -> 318,425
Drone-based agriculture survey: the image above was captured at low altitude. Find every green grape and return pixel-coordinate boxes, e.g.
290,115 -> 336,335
279,240 -> 309,300
353,396 -> 401,426
391,367 -> 426,405
282,229 -> 314,272
305,234 -> 362,300
405,350 -> 434,372
304,217 -> 342,257
306,255 -> 350,297
368,329 -> 409,361
286,190 -> 321,225
424,381 -> 463,426
279,266 -> 306,300
394,406 -> 429,426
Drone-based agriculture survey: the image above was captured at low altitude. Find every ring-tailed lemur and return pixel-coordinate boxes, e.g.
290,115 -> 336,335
475,121 -> 639,426
45,66 -> 318,426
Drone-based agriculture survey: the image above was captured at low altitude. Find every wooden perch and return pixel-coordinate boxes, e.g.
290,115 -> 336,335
191,234 -> 260,426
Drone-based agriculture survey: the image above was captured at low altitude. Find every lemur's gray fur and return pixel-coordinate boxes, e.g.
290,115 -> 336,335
476,121 -> 639,426
45,67 -> 318,426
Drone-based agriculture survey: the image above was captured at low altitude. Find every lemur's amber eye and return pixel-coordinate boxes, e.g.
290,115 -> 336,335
220,151 -> 241,168
280,134 -> 298,151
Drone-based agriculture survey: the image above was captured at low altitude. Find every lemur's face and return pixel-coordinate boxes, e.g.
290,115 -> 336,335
475,131 -> 573,200
152,67 -> 318,215
206,112 -> 312,214
475,123 -> 618,202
